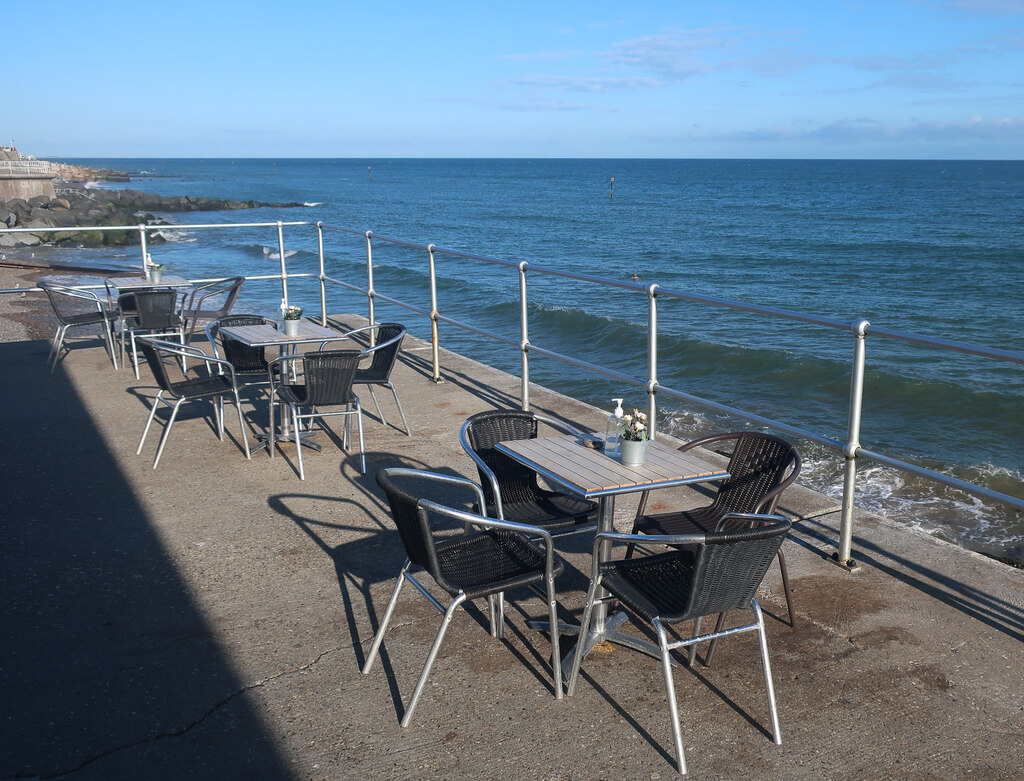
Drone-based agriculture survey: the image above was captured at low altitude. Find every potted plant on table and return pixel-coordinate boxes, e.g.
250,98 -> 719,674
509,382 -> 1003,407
149,263 -> 166,283
618,408 -> 649,466
281,304 -> 303,336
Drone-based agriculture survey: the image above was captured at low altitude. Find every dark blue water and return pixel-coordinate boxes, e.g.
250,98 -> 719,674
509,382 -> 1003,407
36,158 -> 1024,561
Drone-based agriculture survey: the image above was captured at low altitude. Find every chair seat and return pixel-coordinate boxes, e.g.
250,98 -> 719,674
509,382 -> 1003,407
168,373 -> 235,400
484,493 -> 598,530
277,384 -> 357,406
64,310 -> 116,327
435,530 -> 564,599
600,550 -> 698,623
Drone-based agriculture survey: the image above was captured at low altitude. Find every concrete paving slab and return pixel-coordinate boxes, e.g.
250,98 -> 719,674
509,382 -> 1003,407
1,308 -> 1022,780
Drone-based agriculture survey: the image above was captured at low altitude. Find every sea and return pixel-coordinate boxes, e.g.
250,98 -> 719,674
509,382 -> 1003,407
16,158 -> 1024,563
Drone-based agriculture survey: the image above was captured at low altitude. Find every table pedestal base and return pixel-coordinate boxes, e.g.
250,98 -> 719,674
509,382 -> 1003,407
248,430 -> 322,457
529,611 -> 671,679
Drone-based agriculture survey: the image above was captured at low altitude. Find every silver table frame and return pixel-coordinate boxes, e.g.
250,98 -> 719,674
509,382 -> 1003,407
495,435 -> 729,675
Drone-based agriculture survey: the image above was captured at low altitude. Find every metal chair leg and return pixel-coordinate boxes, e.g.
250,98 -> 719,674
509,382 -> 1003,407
292,404 -> 305,480
566,573 -> 603,697
367,385 -> 385,425
388,382 -> 411,435
546,572 -> 563,699
777,549 -> 796,626
137,391 -> 165,455
400,593 -> 466,727
355,401 -> 366,473
152,398 -> 185,468
656,619 -> 688,776
752,600 -> 782,745
232,391 -> 251,459
362,561 -> 411,675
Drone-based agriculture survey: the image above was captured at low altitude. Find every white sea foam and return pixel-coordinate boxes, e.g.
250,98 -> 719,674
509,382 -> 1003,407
262,246 -> 299,260
303,202 -> 323,207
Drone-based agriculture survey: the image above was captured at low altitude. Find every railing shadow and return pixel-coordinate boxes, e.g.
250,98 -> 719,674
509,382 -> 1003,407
797,514 -> 1024,642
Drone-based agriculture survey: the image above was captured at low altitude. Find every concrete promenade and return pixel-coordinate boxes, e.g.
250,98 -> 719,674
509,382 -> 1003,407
2,300 -> 1022,779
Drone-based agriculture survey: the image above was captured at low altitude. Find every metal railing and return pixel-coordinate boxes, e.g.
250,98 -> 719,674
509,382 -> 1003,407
3,219 -> 1021,568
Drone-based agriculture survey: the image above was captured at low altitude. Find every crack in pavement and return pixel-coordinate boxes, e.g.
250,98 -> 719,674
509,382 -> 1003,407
9,645 -> 344,780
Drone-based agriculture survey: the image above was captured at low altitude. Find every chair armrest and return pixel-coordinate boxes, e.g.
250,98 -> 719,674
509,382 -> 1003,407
137,337 -> 237,379
418,499 -> 558,565
458,419 -> 506,519
267,352 -> 306,390
379,468 -> 488,515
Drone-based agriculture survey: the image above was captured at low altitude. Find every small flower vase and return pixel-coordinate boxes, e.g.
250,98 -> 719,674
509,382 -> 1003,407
620,438 -> 648,467
282,318 -> 300,336
150,268 -> 163,283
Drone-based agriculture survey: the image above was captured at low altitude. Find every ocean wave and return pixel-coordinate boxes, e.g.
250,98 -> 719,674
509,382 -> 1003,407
303,202 -> 323,207
658,413 -> 1024,564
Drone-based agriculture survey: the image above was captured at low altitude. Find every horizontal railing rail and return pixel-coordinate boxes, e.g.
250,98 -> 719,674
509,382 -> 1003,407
3,218 -> 1021,568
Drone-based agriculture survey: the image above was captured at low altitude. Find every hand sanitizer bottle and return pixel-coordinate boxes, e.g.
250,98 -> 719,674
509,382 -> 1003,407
604,398 -> 624,458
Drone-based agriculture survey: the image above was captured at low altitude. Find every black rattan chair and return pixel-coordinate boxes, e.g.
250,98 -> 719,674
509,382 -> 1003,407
135,337 -> 251,469
361,468 -> 565,726
345,322 -> 411,435
183,276 -> 244,345
460,410 -> 598,536
206,314 -> 277,392
566,514 -> 792,776
629,431 -> 801,630
268,348 -> 365,479
118,289 -> 186,379
39,280 -> 119,372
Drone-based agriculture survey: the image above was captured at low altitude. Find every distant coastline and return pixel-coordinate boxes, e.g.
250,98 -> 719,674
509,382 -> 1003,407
1,150 -> 310,251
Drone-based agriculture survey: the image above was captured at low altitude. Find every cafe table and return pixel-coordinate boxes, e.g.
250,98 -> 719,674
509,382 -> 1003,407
494,434 -> 729,674
104,274 -> 192,291
218,319 -> 351,454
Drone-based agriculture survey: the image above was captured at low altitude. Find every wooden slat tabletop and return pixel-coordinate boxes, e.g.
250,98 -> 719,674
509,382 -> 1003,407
219,321 -> 347,347
496,435 -> 728,499
106,275 -> 191,289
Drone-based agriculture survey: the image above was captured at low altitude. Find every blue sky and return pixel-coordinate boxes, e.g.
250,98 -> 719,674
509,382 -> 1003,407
6,0 -> 1023,158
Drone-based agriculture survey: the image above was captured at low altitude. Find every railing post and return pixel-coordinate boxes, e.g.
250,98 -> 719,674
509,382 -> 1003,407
316,222 -> 327,325
276,221 -> 288,305
837,318 -> 870,570
519,261 -> 530,411
138,225 -> 149,278
647,284 -> 659,439
427,244 -> 442,383
364,231 -> 376,327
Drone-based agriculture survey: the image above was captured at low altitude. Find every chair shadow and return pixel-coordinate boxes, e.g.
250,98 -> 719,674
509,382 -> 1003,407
269,454 -> 530,722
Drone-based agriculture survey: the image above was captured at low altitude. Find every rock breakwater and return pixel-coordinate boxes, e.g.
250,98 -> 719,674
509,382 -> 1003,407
0,187 -> 308,249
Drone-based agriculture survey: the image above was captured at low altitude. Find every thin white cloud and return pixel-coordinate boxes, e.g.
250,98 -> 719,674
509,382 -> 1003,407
510,75 -> 665,92
496,50 -> 585,62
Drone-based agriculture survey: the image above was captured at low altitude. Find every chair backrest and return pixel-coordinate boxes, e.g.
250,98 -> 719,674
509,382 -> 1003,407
124,290 -> 182,330
137,340 -> 180,396
208,314 -> 271,373
39,281 -> 96,325
709,432 -> 801,517
680,518 -> 792,620
357,323 -> 406,382
187,277 -> 244,318
376,469 -> 443,575
463,410 -> 542,507
300,349 -> 362,407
